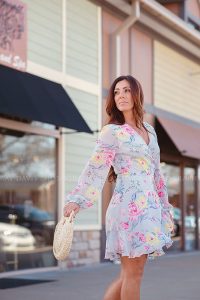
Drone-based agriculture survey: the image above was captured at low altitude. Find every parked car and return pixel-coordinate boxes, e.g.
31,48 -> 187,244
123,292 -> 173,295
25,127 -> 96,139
0,205 -> 55,246
0,222 -> 35,252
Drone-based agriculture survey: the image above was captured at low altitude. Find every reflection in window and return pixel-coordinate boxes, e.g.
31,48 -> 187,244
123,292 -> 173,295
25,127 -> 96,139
161,163 -> 181,251
184,167 -> 196,251
31,121 -> 56,130
0,133 -> 56,272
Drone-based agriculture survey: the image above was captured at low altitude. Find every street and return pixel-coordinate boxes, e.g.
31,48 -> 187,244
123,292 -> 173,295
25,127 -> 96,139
1,251 -> 200,300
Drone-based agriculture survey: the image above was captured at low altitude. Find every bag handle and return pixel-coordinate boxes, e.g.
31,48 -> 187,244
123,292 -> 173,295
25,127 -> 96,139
68,210 -> 75,222
62,210 -> 75,224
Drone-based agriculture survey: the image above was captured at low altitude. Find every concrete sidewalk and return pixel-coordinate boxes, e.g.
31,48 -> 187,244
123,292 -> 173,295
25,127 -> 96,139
1,251 -> 200,300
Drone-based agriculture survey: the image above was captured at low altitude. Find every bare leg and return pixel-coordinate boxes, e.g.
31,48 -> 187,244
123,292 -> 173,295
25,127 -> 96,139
103,268 -> 123,300
120,254 -> 147,300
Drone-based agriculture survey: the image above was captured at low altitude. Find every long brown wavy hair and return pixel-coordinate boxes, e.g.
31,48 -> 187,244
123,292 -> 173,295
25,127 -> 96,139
105,75 -> 145,182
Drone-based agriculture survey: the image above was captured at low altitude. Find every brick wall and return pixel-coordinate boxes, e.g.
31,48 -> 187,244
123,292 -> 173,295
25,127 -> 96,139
66,230 -> 100,268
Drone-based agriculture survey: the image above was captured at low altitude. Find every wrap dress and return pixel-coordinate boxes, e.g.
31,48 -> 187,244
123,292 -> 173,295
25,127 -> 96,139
65,122 -> 174,260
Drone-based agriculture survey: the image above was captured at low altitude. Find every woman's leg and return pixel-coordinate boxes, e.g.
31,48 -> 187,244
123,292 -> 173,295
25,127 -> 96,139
120,254 -> 148,300
103,268 -> 124,300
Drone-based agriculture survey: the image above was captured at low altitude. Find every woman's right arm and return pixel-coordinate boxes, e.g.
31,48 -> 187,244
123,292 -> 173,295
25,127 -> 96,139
64,125 -> 118,217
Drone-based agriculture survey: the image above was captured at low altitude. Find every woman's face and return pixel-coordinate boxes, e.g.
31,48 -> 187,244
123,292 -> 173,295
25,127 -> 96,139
114,80 -> 134,112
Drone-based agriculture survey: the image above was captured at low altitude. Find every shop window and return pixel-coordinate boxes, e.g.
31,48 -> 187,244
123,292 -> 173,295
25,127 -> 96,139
0,132 -> 56,272
184,167 -> 197,251
0,114 -> 56,130
161,163 -> 181,251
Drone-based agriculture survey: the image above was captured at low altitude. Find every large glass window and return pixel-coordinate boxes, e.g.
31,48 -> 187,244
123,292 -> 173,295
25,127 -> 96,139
0,131 -> 56,272
162,162 -> 198,253
184,167 -> 196,251
161,163 -> 181,251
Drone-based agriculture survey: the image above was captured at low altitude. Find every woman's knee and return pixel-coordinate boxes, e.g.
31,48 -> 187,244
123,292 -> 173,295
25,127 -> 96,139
123,266 -> 144,283
121,255 -> 147,282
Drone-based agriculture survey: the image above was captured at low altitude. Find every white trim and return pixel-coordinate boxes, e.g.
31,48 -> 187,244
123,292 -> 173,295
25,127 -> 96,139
65,74 -> 99,95
57,128 -> 66,270
57,128 -> 66,221
27,61 -> 99,95
140,0 -> 200,45
62,0 -> 66,74
140,12 -> 200,60
59,2 -> 67,267
105,0 -> 200,60
111,0 -> 140,78
116,35 -> 121,77
0,266 -> 60,278
27,60 -> 63,83
106,0 -> 200,46
97,6 -> 103,230
74,225 -> 101,231
0,117 -> 60,138
106,0 -> 130,14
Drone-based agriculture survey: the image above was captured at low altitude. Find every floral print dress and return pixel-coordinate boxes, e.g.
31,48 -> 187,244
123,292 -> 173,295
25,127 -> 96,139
65,122 -> 174,261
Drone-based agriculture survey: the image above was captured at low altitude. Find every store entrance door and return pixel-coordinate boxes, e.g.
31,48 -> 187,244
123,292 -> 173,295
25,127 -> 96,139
162,161 -> 199,253
184,166 -> 198,251
162,163 -> 181,252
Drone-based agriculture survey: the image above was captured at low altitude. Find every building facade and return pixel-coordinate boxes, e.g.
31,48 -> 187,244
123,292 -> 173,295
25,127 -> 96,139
0,0 -> 200,273
100,0 -> 200,258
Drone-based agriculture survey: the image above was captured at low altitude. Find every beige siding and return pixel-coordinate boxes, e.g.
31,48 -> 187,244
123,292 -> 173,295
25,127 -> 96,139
24,0 -> 62,70
66,0 -> 99,83
154,41 -> 200,122
64,87 -> 99,225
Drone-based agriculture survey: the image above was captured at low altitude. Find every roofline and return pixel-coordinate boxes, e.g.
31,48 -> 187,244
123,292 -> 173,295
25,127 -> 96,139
105,0 -> 200,47
140,0 -> 200,46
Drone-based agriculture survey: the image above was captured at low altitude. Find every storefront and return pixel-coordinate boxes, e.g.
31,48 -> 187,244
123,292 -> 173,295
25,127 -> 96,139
152,37 -> 200,253
0,124 -> 57,271
152,114 -> 200,253
0,0 -> 100,273
0,64 -> 92,272
1,0 -> 200,273
101,0 -> 200,260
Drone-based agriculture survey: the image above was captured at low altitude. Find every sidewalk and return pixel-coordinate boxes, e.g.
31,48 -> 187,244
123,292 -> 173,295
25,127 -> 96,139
1,251 -> 200,300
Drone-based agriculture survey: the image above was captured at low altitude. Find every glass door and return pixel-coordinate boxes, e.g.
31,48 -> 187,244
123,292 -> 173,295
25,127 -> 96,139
161,163 -> 181,251
184,167 -> 196,251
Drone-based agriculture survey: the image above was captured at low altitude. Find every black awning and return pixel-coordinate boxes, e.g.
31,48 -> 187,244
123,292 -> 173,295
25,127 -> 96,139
0,65 -> 92,134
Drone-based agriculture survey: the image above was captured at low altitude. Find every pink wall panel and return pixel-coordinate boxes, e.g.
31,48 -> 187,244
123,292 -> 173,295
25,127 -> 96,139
186,0 -> 200,19
131,28 -> 153,105
165,3 -> 181,17
102,11 -> 130,89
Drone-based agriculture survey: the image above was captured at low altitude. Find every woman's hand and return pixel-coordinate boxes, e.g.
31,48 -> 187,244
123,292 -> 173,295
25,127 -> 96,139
63,202 -> 80,217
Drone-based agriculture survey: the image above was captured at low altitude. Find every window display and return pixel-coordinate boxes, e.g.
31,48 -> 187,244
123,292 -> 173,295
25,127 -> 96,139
0,133 -> 56,272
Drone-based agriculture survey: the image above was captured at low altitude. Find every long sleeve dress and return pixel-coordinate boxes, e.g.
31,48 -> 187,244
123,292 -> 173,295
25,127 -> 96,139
65,122 -> 174,261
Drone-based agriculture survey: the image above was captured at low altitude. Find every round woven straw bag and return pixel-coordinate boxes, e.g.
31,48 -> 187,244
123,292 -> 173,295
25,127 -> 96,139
53,211 -> 75,261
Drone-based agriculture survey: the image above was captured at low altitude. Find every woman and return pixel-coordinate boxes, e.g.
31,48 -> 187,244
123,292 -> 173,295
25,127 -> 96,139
64,75 -> 174,300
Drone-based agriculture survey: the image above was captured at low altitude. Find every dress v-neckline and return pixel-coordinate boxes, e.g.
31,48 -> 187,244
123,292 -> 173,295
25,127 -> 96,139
125,122 -> 151,146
